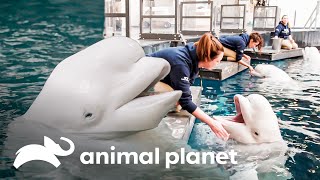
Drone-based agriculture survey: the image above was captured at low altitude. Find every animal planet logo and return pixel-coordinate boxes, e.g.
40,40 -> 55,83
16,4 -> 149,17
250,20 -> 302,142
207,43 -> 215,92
13,136 -> 75,169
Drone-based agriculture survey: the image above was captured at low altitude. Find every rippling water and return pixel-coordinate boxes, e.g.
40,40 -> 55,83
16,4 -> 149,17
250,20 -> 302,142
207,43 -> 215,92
0,0 -> 319,179
0,0 -> 103,178
190,59 -> 320,179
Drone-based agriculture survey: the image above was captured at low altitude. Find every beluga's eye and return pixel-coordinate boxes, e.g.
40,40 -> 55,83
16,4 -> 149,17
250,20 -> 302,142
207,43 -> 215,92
83,111 -> 95,121
255,132 -> 259,136
85,113 -> 93,118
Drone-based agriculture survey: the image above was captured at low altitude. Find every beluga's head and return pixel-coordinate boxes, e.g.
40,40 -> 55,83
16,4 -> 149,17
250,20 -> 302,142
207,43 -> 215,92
218,94 -> 282,144
23,37 -> 182,138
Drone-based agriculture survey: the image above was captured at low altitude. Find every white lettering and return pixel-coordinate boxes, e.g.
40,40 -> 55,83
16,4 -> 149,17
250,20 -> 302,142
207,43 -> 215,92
166,152 -> 179,168
80,152 -> 94,164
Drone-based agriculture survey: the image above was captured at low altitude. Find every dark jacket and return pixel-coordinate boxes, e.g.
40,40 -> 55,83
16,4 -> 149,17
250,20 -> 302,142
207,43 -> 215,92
218,33 -> 250,61
274,21 -> 291,39
147,43 -> 199,113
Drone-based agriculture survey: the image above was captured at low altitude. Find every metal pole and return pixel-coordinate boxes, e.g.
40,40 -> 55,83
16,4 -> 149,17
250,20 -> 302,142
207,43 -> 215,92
175,0 -> 178,34
125,0 -> 130,37
180,2 -> 183,33
220,5 -> 223,31
213,6 -> 216,33
149,0 -> 152,33
294,10 -> 296,28
210,2 -> 213,32
315,0 -> 320,29
139,0 -> 142,36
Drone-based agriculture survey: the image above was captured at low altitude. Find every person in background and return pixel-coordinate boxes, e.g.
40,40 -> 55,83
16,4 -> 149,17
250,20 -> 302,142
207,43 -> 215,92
218,32 -> 264,74
274,15 -> 298,50
147,33 -> 229,141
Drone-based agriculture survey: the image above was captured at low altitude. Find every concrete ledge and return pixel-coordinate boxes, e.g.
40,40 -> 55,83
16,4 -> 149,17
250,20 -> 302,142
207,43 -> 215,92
199,59 -> 250,81
138,39 -> 171,54
245,46 -> 303,61
161,86 -> 201,140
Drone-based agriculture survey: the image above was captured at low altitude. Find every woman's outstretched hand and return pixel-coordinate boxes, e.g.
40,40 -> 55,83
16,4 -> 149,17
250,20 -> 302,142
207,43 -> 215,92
209,119 -> 229,141
191,108 -> 229,141
249,66 -> 255,75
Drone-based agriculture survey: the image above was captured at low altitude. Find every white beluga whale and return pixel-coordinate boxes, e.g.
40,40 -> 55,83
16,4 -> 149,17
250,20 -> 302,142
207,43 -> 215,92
2,37 -> 208,179
207,94 -> 290,179
303,46 -> 320,61
217,94 -> 283,144
22,36 -> 182,139
251,64 -> 292,81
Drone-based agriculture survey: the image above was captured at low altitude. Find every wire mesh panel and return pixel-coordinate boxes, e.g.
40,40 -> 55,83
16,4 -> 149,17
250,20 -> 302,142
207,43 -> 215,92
220,4 -> 246,33
253,6 -> 278,31
180,1 -> 214,36
140,0 -> 180,41
104,0 -> 130,38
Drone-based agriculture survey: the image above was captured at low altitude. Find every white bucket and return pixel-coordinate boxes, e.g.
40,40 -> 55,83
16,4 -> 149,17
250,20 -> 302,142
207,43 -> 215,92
272,38 -> 283,52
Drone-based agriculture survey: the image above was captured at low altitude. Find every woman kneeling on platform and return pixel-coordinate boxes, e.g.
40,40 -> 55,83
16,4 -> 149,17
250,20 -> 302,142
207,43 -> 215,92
218,32 -> 264,74
274,15 -> 298,50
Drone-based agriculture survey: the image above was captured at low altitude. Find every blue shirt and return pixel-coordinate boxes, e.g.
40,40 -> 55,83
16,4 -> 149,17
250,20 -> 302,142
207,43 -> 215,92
219,33 -> 250,61
147,43 -> 199,113
274,22 -> 291,39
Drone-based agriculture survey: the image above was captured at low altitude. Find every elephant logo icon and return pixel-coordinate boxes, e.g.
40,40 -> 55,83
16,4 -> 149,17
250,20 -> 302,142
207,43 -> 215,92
13,136 -> 75,169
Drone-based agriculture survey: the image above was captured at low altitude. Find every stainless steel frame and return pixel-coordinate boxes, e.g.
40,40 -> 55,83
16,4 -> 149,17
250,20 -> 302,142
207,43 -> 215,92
252,6 -> 278,31
220,4 -> 246,33
180,1 -> 214,36
139,0 -> 181,41
104,0 -> 130,37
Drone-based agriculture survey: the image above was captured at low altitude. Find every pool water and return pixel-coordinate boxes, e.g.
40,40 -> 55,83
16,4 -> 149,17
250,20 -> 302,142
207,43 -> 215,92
190,59 -> 320,179
0,0 -> 319,179
0,0 -> 104,178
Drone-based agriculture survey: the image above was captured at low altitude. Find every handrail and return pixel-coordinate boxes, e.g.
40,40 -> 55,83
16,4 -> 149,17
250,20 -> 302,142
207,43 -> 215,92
304,7 -> 316,28
304,0 -> 320,29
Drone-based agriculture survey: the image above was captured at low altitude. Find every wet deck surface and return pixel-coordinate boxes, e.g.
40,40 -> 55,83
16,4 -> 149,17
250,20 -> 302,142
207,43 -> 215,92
138,39 -> 171,54
199,59 -> 250,80
161,86 -> 201,140
245,46 -> 303,61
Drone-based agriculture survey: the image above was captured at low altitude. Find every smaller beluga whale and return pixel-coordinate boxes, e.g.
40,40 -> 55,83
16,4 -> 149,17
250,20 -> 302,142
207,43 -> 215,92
251,64 -> 293,81
217,94 -> 283,144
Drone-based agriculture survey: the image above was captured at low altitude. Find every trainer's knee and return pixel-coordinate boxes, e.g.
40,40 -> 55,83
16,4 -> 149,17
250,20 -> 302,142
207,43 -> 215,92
227,57 -> 236,61
292,43 -> 298,49
154,82 -> 173,92
282,44 -> 292,50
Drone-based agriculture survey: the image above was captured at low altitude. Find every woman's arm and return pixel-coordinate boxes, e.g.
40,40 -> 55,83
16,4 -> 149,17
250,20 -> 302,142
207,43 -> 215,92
192,107 -> 229,140
238,58 -> 254,73
288,35 -> 295,42
274,24 -> 282,38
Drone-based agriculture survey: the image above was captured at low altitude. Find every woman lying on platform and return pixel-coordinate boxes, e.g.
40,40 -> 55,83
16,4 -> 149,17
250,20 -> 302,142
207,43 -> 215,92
218,32 -> 264,74
274,15 -> 298,50
147,33 -> 229,141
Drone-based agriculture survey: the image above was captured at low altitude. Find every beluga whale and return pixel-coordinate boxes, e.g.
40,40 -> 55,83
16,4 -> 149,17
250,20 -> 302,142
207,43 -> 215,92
251,64 -> 292,81
212,94 -> 289,179
20,36 -> 182,139
217,94 -> 283,144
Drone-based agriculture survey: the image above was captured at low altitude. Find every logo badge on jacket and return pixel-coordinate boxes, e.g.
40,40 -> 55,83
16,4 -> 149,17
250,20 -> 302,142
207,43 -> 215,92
283,28 -> 289,34
181,77 -> 189,82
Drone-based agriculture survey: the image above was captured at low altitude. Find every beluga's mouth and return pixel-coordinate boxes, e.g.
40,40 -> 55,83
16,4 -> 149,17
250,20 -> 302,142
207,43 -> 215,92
216,94 -> 283,144
232,95 -> 245,124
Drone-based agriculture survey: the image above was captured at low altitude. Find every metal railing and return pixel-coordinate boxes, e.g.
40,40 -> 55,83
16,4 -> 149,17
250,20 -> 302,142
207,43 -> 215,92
220,4 -> 246,33
304,0 -> 320,29
180,1 -> 214,36
139,0 -> 182,41
253,6 -> 278,31
103,0 -> 130,38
